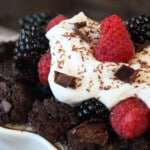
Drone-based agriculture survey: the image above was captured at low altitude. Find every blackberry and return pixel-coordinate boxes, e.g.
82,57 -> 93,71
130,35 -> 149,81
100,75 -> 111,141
14,25 -> 48,66
14,24 -> 49,83
19,12 -> 53,28
75,98 -> 109,121
125,15 -> 150,45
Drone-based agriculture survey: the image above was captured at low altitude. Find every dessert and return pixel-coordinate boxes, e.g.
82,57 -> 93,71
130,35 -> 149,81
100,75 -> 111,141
45,12 -> 150,148
0,11 -> 150,150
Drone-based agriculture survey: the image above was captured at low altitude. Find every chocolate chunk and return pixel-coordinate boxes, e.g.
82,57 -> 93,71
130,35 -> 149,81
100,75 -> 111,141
75,21 -> 87,29
74,28 -> 89,43
67,119 -> 108,150
54,71 -> 77,88
1,100 -> 12,112
115,65 -> 138,83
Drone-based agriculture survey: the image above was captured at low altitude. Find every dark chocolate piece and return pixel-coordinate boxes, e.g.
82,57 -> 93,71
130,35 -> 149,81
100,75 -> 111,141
114,65 -> 138,83
75,21 -> 87,29
54,71 -> 77,88
67,119 -> 108,150
74,28 -> 89,43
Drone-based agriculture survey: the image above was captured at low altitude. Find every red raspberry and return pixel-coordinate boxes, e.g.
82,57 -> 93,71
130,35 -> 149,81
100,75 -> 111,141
38,52 -> 51,84
110,97 -> 150,139
94,15 -> 135,63
46,15 -> 66,32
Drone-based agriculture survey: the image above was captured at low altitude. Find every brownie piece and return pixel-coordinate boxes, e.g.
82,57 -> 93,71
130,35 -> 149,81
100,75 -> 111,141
43,97 -> 78,125
28,97 -> 79,143
0,59 -> 17,82
67,119 -> 108,150
0,81 -> 35,125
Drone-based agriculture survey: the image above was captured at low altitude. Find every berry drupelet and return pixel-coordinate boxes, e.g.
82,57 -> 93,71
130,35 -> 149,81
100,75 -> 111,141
75,98 -> 109,122
125,15 -> 150,45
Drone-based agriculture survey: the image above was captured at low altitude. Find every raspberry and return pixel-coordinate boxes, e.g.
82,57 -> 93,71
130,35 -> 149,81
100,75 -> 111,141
94,15 -> 135,63
46,15 -> 66,32
110,97 -> 150,139
38,52 -> 51,84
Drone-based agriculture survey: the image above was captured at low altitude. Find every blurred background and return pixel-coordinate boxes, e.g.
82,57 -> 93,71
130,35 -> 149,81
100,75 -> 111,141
0,0 -> 149,29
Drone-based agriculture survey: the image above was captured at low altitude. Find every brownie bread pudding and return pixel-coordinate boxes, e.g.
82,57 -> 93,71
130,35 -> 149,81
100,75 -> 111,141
0,12 -> 150,150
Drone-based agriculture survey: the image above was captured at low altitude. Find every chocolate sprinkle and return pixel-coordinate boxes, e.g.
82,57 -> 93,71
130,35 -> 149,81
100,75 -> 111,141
75,21 -> 87,29
54,71 -> 77,88
115,65 -> 138,83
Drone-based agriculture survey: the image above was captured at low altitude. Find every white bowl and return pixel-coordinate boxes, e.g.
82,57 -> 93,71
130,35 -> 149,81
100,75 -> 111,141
0,127 -> 58,150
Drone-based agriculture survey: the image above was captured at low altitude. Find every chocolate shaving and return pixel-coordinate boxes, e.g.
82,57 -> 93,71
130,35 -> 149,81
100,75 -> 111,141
74,22 -> 89,43
1,100 -> 12,112
75,21 -> 87,29
74,28 -> 90,43
115,65 -> 138,83
54,71 -> 78,88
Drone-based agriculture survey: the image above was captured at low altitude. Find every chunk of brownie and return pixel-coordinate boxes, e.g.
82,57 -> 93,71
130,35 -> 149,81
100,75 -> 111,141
28,97 -> 79,143
0,81 -> 35,125
43,97 -> 78,125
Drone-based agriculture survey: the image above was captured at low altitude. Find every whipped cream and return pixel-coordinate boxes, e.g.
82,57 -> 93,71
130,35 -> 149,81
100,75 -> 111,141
46,12 -> 150,109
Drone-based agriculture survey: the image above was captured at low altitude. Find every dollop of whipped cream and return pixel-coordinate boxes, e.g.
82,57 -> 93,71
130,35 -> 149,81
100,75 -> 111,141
46,12 -> 150,109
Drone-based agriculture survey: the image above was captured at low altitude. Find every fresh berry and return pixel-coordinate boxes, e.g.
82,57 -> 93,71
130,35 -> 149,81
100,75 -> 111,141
125,15 -> 150,45
110,97 -> 150,139
14,24 -> 49,68
75,98 -> 109,121
38,52 -> 51,84
46,15 -> 66,32
19,12 -> 53,28
94,15 -> 135,63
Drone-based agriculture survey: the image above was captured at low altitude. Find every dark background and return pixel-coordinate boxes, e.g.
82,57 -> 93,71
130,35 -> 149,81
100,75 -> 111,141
0,0 -> 149,29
